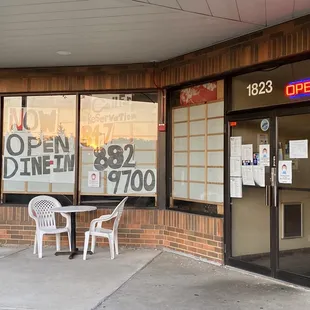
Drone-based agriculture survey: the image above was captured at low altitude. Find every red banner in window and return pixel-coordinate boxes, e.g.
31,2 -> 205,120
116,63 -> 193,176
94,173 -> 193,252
180,82 -> 217,106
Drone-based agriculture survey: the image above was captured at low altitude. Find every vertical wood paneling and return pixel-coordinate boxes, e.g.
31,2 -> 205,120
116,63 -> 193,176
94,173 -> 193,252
0,65 -> 155,93
159,16 -> 310,87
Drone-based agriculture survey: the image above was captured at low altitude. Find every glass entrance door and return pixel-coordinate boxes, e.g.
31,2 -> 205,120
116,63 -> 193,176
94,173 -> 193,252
276,113 -> 310,284
228,116 -> 276,275
227,107 -> 310,287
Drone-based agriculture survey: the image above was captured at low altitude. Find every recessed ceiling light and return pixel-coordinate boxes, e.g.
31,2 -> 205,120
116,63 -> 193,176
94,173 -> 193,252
56,50 -> 72,56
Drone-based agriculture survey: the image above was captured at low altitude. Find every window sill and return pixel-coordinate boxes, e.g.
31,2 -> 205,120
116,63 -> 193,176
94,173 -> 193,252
168,207 -> 224,218
0,203 -> 157,210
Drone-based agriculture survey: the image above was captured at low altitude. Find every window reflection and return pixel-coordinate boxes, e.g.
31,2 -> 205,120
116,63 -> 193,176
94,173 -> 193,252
79,93 -> 158,206
2,95 -> 76,204
1,93 -> 158,207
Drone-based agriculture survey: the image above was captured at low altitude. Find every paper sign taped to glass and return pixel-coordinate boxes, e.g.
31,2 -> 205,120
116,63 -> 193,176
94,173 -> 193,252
230,157 -> 241,177
253,166 -> 265,187
289,140 -> 308,159
242,144 -> 253,162
88,171 -> 100,188
230,177 -> 242,198
81,143 -> 157,195
79,95 -> 158,195
230,136 -> 242,157
259,144 -> 270,166
241,165 -> 265,187
278,160 -> 292,184
3,131 -> 75,183
242,166 -> 255,186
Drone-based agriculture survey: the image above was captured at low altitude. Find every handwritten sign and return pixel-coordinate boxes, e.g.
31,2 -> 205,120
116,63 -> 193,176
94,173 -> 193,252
93,144 -> 156,195
3,132 -> 75,183
8,107 -> 58,133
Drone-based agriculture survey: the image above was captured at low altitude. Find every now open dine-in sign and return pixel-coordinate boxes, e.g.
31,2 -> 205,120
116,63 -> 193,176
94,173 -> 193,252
3,107 -> 75,183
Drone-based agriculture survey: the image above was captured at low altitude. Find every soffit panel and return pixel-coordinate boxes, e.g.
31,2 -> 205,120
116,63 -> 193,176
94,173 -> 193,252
0,11 -> 181,32
236,0 -> 266,25
0,5 -> 171,24
206,0 -> 240,20
177,0 -> 212,15
294,0 -> 310,17
0,0 -> 139,16
0,16 -> 260,67
148,0 -> 180,9
0,0 -> 309,67
266,0 -> 295,25
0,0 -> 85,6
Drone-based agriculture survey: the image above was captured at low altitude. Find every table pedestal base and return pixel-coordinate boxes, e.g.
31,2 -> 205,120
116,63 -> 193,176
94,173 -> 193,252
55,249 -> 93,259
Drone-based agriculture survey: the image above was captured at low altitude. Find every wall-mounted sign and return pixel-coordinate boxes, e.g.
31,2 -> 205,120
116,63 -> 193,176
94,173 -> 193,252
260,119 -> 269,132
285,78 -> 310,99
232,59 -> 310,110
180,82 -> 217,105
246,80 -> 273,97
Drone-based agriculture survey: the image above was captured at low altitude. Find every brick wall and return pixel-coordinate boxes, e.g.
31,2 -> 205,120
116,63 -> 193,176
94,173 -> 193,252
164,211 -> 223,264
0,206 -> 223,264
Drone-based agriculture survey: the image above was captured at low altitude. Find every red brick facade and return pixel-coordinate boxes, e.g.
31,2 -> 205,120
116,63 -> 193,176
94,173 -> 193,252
0,207 -> 223,264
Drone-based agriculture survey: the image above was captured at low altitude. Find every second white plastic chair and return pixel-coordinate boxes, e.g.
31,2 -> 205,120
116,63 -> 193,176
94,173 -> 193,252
83,197 -> 128,260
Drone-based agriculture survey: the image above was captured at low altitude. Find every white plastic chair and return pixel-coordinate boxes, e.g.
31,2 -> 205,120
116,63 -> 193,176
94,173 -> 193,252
28,195 -> 71,258
83,197 -> 128,260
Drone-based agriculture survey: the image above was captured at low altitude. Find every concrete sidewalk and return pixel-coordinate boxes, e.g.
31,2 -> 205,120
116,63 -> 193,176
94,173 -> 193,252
97,252 -> 310,310
1,246 -> 310,310
0,245 -> 160,310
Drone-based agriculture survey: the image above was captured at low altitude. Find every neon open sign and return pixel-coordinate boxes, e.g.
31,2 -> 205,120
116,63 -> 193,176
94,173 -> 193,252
285,79 -> 310,99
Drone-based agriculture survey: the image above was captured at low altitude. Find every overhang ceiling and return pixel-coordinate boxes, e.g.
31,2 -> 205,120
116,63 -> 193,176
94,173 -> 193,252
0,0 -> 309,68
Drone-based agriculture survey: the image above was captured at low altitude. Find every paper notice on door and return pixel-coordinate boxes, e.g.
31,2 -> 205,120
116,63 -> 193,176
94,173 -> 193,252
253,153 -> 259,165
253,166 -> 265,187
259,144 -> 270,166
278,160 -> 292,184
257,133 -> 268,146
230,157 -> 242,177
230,136 -> 242,157
242,144 -> 253,162
289,140 -> 308,159
230,177 -> 242,198
242,166 -> 255,186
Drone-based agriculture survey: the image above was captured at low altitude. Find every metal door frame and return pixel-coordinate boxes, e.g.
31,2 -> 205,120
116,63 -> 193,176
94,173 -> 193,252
225,102 -> 310,287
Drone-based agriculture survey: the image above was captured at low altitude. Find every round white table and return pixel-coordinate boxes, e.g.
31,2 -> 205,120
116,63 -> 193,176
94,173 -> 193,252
53,205 -> 97,259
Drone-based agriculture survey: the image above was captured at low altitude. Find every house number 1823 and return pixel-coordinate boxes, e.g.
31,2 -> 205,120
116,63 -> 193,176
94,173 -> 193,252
246,80 -> 273,96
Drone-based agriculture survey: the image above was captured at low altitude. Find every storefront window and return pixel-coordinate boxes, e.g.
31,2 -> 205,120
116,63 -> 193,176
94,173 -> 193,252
1,93 -> 158,207
79,93 -> 158,207
2,95 -> 76,204
169,81 -> 224,215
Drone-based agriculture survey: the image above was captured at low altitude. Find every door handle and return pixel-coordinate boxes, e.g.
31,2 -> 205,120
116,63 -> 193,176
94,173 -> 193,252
273,184 -> 277,207
265,185 -> 271,207
271,167 -> 277,207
